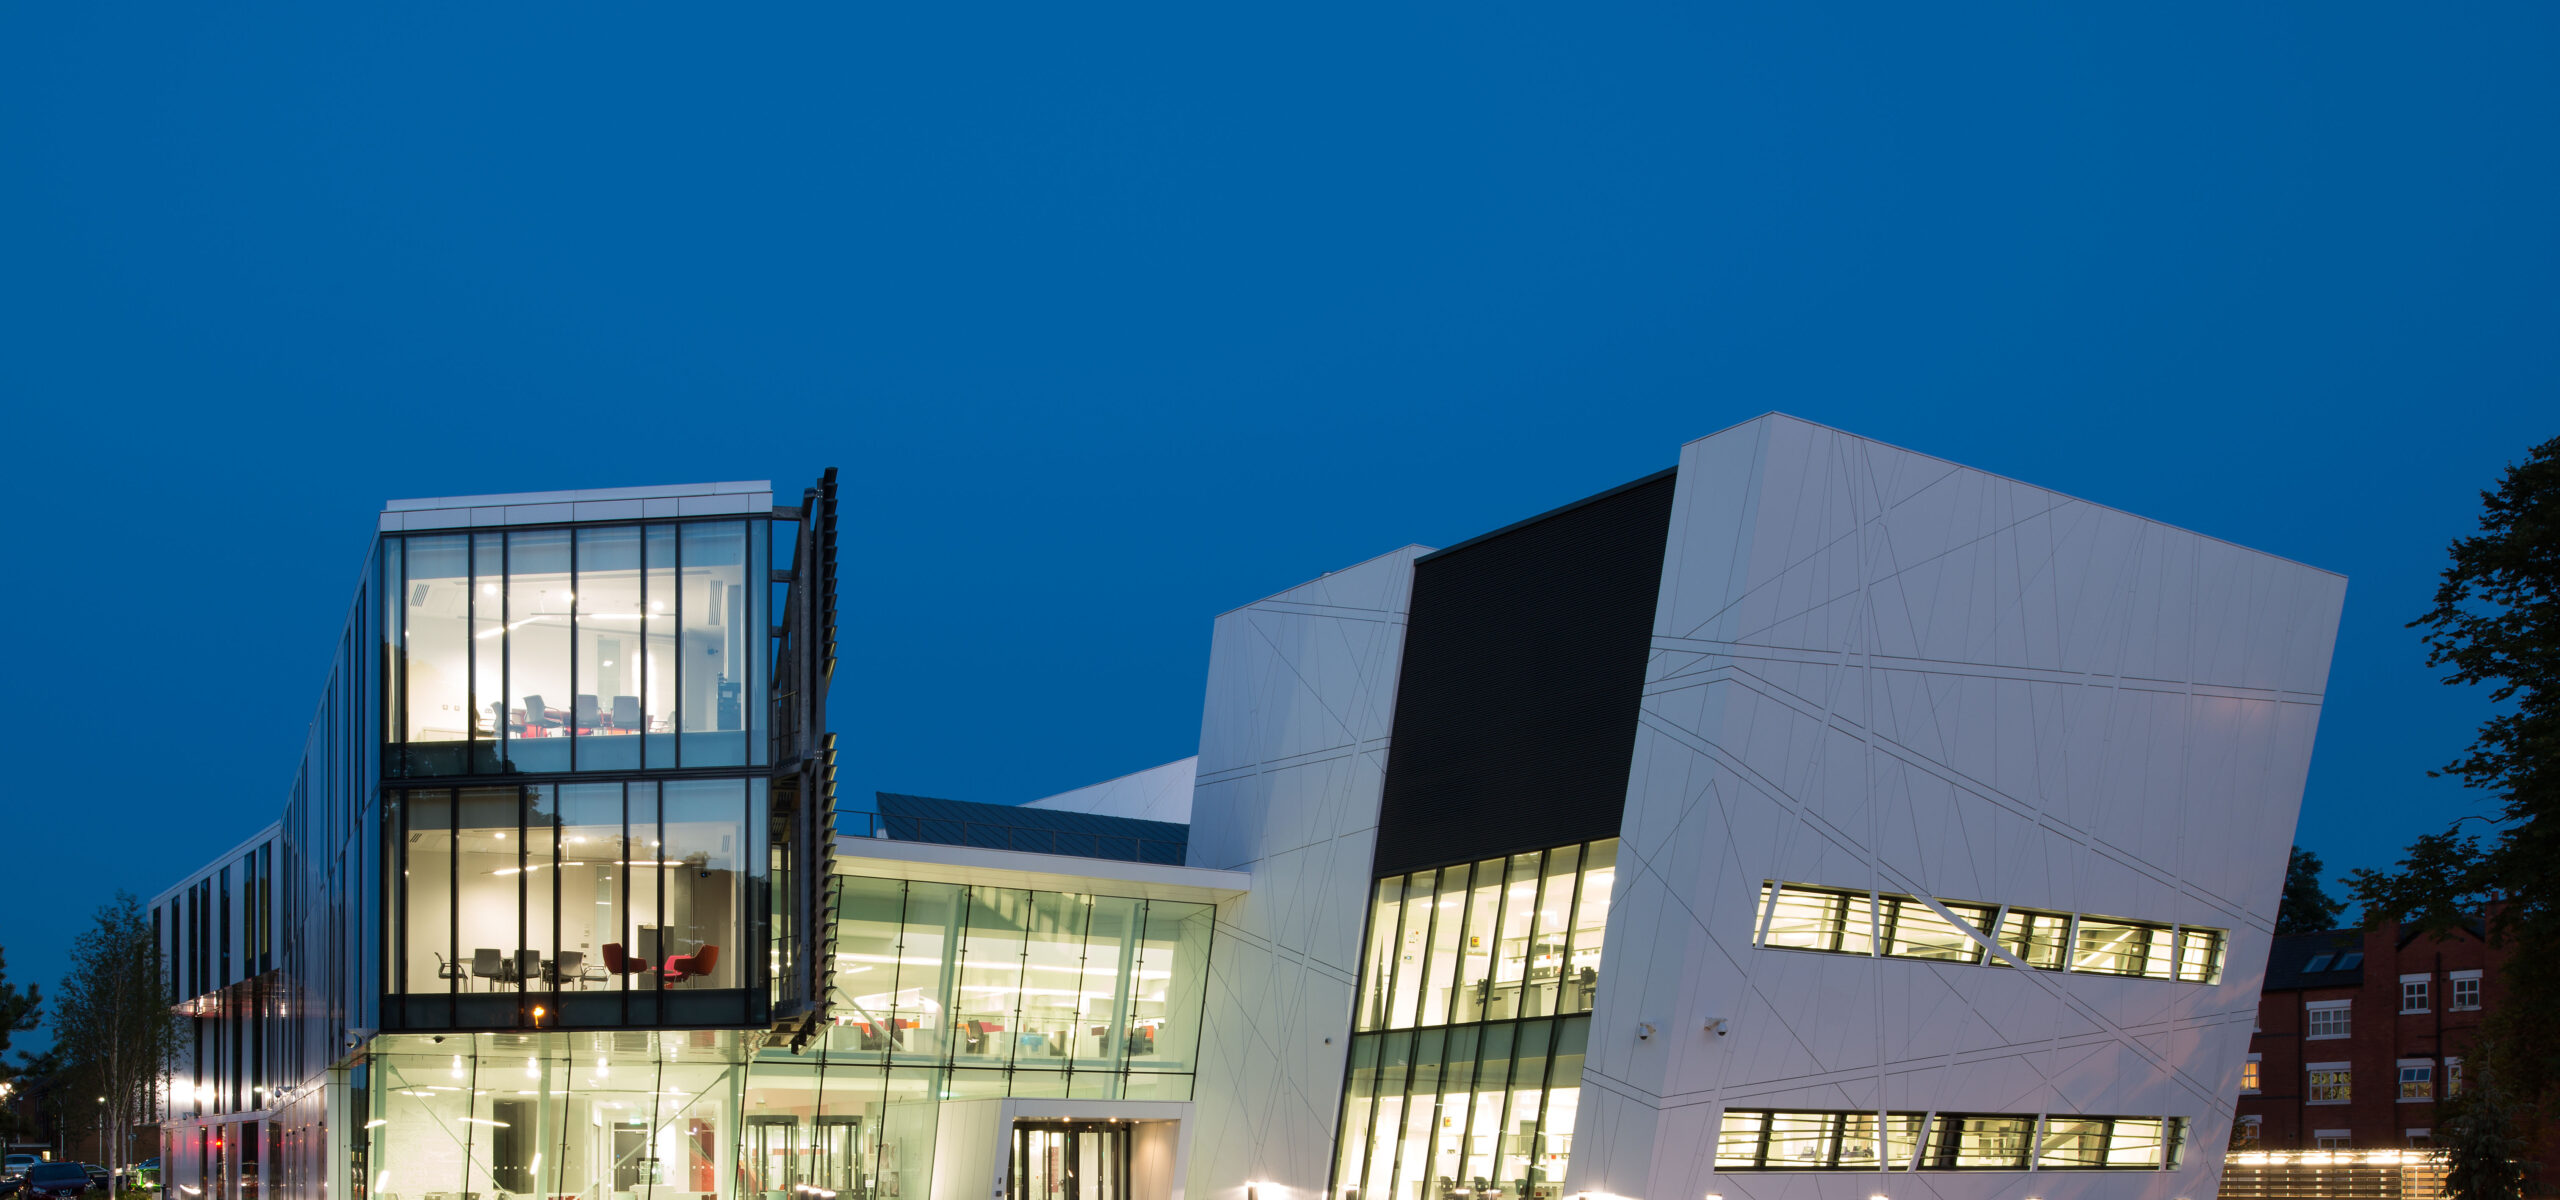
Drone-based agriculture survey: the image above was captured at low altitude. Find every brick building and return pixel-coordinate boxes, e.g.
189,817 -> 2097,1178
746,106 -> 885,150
2237,921 -> 2499,1152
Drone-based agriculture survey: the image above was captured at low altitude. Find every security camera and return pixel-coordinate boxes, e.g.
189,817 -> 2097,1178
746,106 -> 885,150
1705,1018 -> 1729,1037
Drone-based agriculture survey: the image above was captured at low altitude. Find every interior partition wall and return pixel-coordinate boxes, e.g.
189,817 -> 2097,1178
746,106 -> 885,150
1332,840 -> 1618,1200
387,779 -> 769,1031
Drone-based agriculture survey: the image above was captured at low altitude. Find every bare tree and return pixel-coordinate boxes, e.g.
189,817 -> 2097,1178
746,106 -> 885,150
53,893 -> 182,1194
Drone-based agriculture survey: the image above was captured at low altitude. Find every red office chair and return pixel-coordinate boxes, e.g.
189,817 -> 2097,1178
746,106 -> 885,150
601,943 -> 655,979
663,944 -> 720,986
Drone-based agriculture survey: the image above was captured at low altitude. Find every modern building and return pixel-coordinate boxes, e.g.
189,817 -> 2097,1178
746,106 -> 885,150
155,415 -> 2346,1200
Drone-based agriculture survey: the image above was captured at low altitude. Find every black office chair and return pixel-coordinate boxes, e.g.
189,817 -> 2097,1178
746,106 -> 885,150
471,949 -> 507,990
612,695 -> 642,731
525,695 -> 564,731
575,695 -> 602,730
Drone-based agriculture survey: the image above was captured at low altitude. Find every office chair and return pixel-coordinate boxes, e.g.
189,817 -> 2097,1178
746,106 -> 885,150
471,949 -> 506,990
575,695 -> 601,731
612,696 -> 642,730
523,695 -> 562,730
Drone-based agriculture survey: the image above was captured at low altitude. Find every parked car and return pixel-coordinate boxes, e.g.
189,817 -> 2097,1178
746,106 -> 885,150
74,1170 -> 104,1193
22,1163 -> 93,1198
1,1156 -> 37,1182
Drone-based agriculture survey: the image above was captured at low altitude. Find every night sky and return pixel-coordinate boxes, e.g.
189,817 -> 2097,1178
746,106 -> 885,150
3,6 -> 2553,1046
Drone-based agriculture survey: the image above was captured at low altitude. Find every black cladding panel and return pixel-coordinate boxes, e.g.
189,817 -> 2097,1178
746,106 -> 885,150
1372,468 -> 1677,877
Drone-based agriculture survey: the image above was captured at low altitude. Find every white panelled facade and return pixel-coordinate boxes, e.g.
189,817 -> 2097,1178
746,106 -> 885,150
1183,548 -> 1429,1200
1566,416 -> 2344,1200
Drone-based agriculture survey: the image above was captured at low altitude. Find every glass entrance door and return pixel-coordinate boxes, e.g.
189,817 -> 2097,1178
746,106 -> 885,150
1010,1123 -> 1129,1200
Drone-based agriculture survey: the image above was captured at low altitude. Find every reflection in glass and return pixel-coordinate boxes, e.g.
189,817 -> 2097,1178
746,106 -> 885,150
506,529 -> 574,773
644,525 -> 678,766
679,522 -> 749,766
471,533 -> 505,772
574,526 -> 644,771
403,536 -> 470,745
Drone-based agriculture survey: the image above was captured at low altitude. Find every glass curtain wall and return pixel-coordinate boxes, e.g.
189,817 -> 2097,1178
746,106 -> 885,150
821,877 -> 1213,1101
1335,840 -> 1615,1200
371,1032 -> 953,1200
388,520 -> 765,778
391,780 -> 766,1030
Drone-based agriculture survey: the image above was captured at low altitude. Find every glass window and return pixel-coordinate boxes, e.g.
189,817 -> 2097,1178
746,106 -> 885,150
506,529 -> 575,773
659,779 -> 744,989
471,532 -> 506,772
1764,1111 -> 1838,1169
678,521 -> 750,767
1070,896 -> 1141,1073
2402,977 -> 2432,1013
2310,1068 -> 2352,1103
1335,1035 -> 1383,1195
1717,1110 -> 1771,1169
2242,1055 -> 2261,1093
1453,859 -> 1504,1025
1490,854 -> 1543,1022
1994,908 -> 2070,970
1762,884 -> 1874,955
1523,846 -> 1580,1019
643,525 -> 678,766
1358,877 -> 1403,1032
1882,898 -> 1991,964
2175,927 -> 2226,983
2452,973 -> 2482,1011
1012,891 -> 1089,1074
2308,1002 -> 2352,1039
2036,1117 -> 2110,1168
2447,1057 -> 2465,1096
891,882 -> 965,1062
953,887 -> 1028,1066
1361,1031 -> 1411,1200
402,791 -> 456,992
1927,1114 -> 2034,1169
1500,1020 -> 1551,1192
1416,864 -> 1469,1027
574,527 -> 645,771
1134,899 -> 1211,1075
452,787 -> 527,991
558,783 -> 623,991
1559,842 -> 1612,1015
2106,1118 -> 2168,1168
2071,917 -> 2169,977
1386,872 -> 1435,1030
401,536 -> 471,749
1391,1028 -> 1443,1200
2399,1063 -> 2434,1100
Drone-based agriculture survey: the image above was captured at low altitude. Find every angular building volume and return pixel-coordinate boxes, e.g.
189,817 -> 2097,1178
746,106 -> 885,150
153,415 -> 2344,1200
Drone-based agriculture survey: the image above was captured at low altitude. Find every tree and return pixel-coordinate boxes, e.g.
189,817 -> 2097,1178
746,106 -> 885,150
2353,433 -> 2560,1096
52,893 -> 182,1192
0,946 -> 39,1140
2441,1064 -> 2535,1200
2276,845 -> 2348,934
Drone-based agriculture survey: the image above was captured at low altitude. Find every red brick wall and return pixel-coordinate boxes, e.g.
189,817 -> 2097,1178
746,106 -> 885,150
2236,923 -> 2499,1151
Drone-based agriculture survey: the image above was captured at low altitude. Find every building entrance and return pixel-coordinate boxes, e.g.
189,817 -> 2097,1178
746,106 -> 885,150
1010,1121 -> 1129,1200
744,1114 -> 864,1197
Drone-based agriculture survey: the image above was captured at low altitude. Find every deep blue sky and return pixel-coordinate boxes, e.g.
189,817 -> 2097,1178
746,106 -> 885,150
2,7 -> 2552,1034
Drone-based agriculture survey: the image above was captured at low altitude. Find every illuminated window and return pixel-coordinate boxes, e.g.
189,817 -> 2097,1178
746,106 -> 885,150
2309,1066 -> 2352,1104
2241,1055 -> 2261,1094
2399,1061 -> 2435,1102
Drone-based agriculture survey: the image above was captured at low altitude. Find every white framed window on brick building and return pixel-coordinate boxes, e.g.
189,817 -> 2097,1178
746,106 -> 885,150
2447,1056 -> 2465,1097
2308,999 -> 2352,1039
2398,1059 -> 2435,1101
2402,974 -> 2432,1013
2315,1129 -> 2351,1149
2452,969 -> 2483,1012
2408,1128 -> 2434,1147
2242,1054 -> 2261,1094
2309,1063 -> 2352,1104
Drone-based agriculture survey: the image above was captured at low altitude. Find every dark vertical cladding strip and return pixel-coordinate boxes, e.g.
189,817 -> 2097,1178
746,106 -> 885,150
1372,468 -> 1677,877
767,467 -> 841,1045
